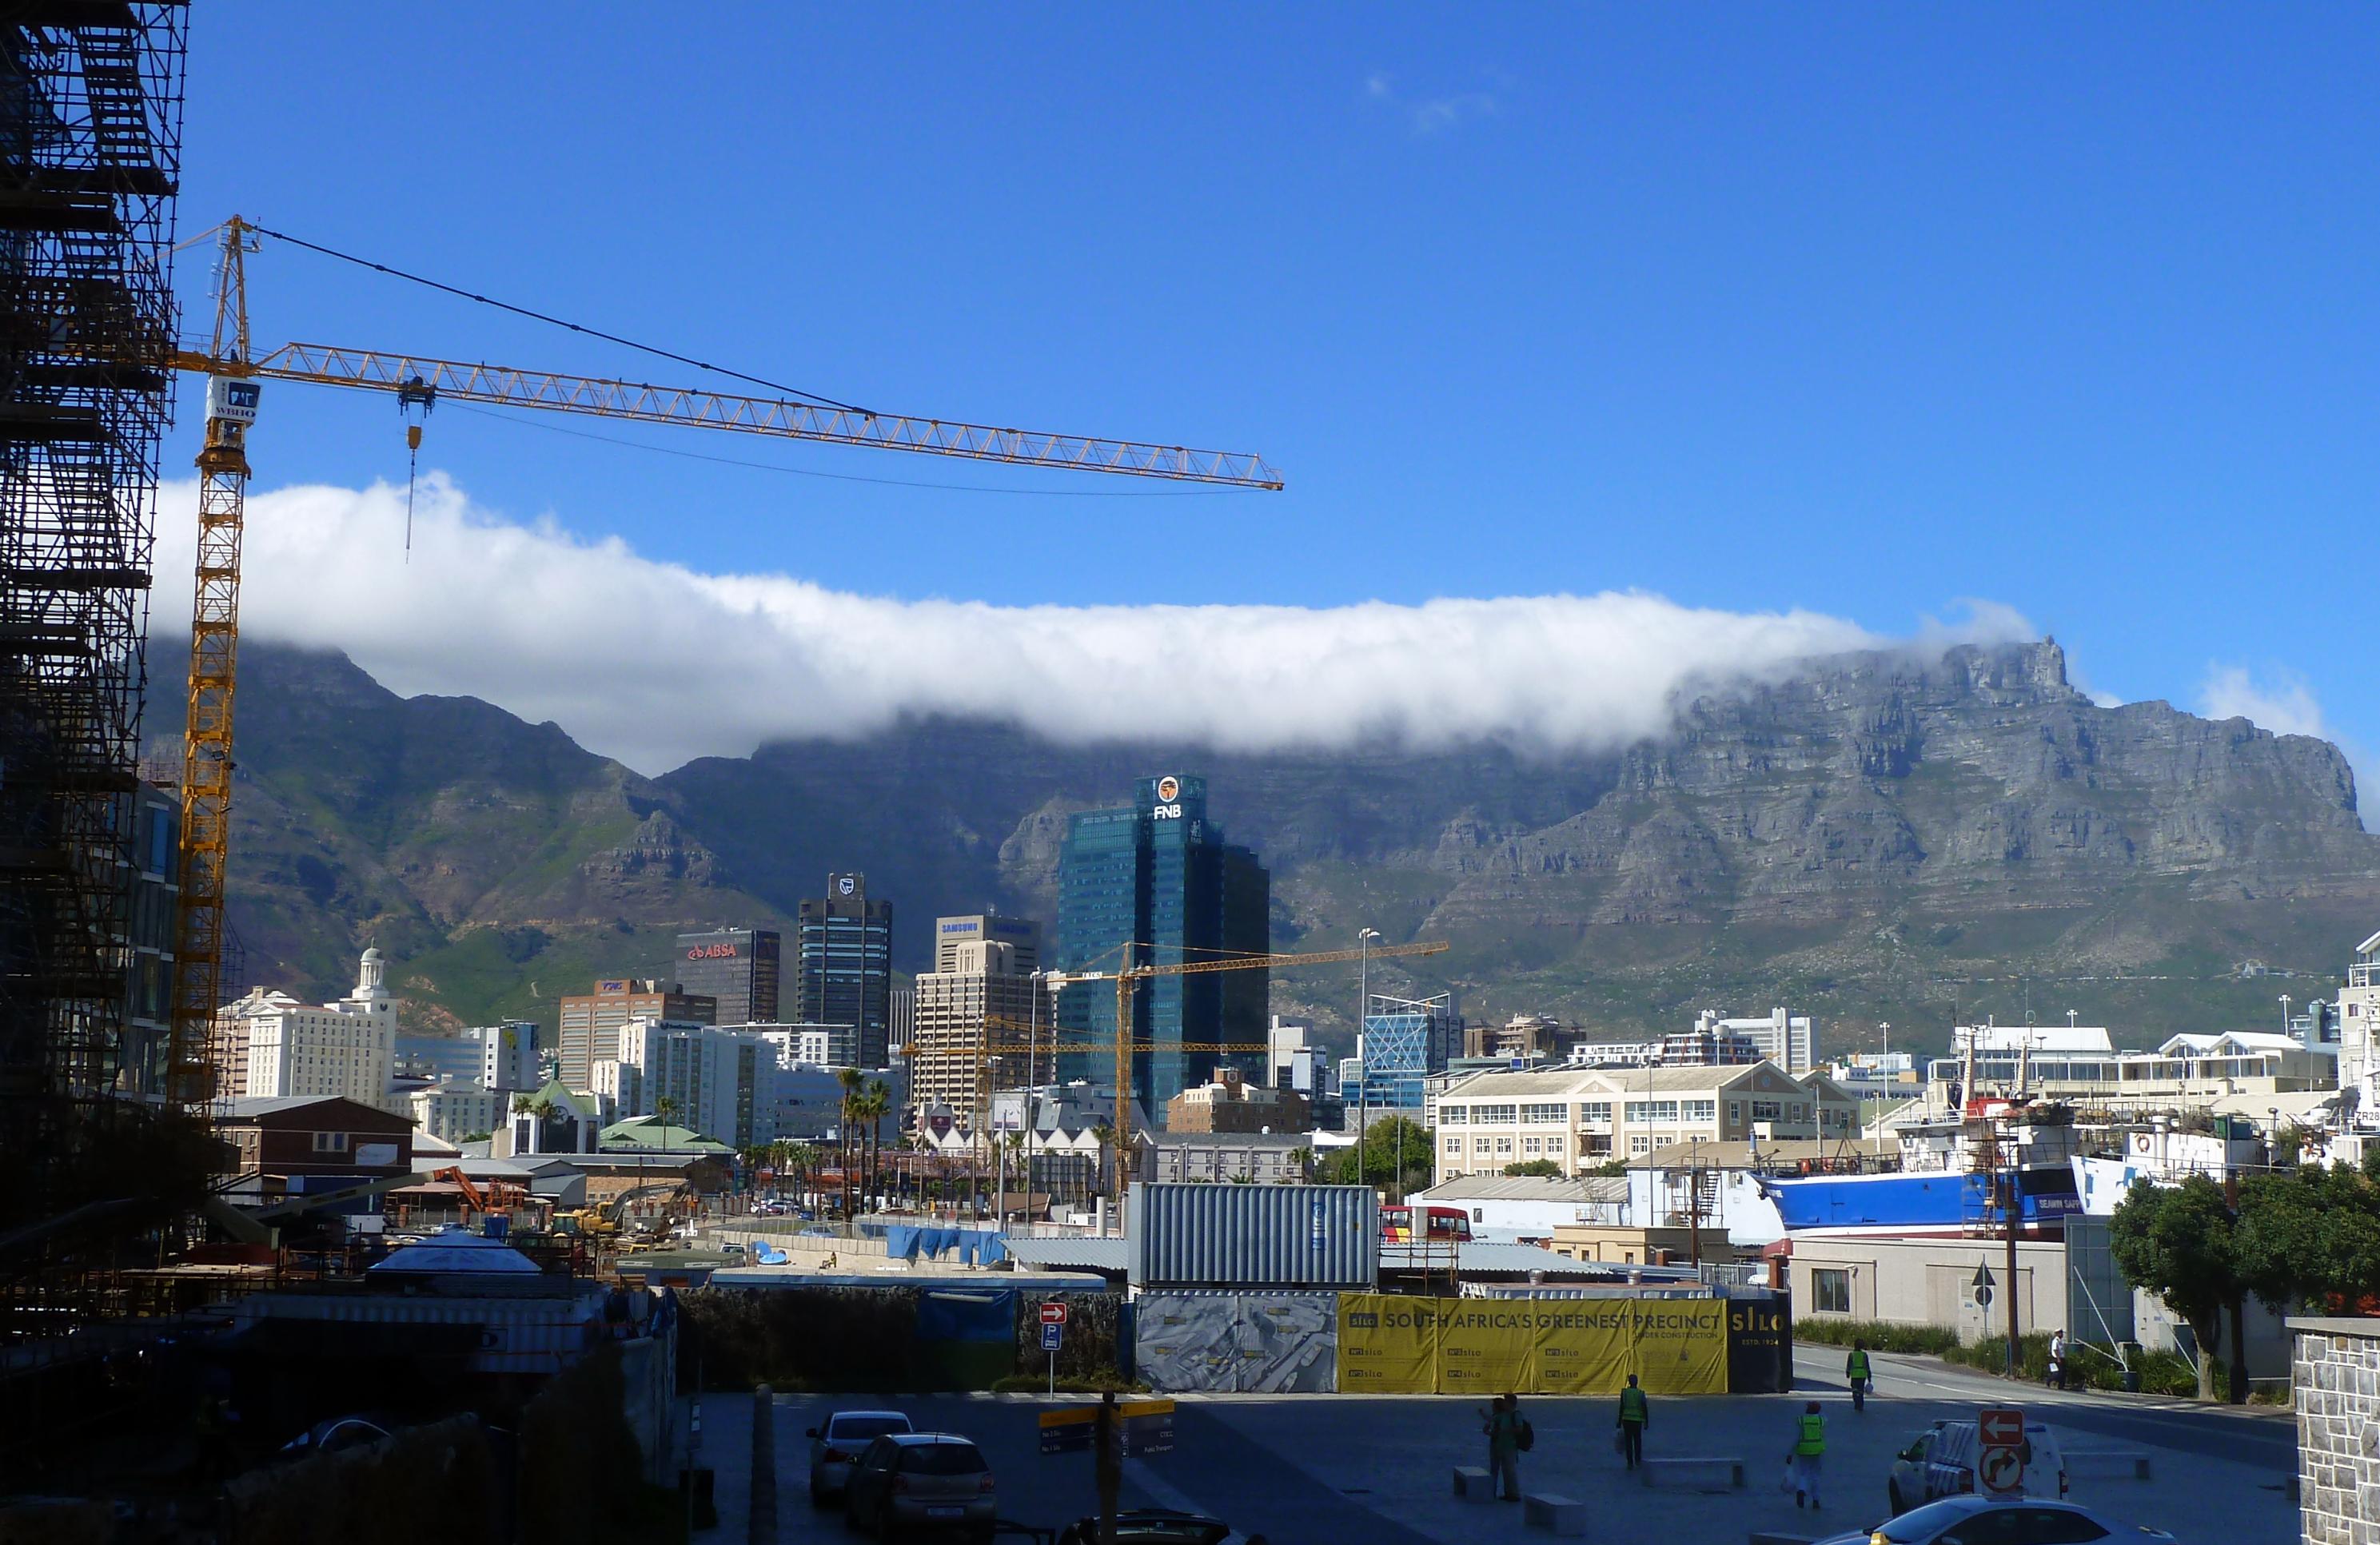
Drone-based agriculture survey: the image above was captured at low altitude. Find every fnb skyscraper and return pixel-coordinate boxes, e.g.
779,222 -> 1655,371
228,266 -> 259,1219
1055,775 -> 1270,1122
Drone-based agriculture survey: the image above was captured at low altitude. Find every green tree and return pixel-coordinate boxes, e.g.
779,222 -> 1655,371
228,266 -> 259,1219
1323,1117 -> 1433,1192
2108,1176 -> 2246,1402
835,1067 -> 865,1217
2237,1163 -> 2380,1318
1502,1158 -> 1564,1178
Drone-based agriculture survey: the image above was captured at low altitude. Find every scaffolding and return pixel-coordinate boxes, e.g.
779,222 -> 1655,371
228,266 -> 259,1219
0,6 -> 188,1238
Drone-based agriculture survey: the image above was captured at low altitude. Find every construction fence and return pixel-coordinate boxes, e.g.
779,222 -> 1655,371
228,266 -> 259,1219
1133,1289 -> 1790,1396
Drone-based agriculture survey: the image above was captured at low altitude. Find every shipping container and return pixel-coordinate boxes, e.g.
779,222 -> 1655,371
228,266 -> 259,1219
1127,1184 -> 1377,1289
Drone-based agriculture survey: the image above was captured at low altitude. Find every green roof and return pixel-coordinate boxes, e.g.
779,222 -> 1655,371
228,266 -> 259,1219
600,1115 -> 732,1152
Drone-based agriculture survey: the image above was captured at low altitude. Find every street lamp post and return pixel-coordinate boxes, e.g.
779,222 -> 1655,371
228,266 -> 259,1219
2280,994 -> 2294,1037
1357,928 -> 1381,1189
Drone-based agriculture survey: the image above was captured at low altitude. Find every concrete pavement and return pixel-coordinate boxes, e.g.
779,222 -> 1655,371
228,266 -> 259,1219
684,1348 -> 2294,1543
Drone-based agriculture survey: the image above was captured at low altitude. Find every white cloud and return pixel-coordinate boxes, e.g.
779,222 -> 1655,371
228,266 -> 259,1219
2199,663 -> 2330,739
152,476 -> 2028,777
1363,72 -> 1498,135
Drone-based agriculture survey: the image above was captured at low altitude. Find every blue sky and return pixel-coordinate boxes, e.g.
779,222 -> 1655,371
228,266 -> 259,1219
169,6 -> 2379,771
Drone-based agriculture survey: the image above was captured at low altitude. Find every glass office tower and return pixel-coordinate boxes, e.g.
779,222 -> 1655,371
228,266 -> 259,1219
795,875 -> 893,1067
1054,775 -> 1270,1121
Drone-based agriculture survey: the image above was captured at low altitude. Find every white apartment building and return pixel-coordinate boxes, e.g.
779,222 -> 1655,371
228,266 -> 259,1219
409,1080 -> 508,1144
1432,1061 -> 1861,1181
593,1017 -> 781,1149
213,947 -> 400,1111
2341,928 -> 2380,1114
474,1021 -> 540,1092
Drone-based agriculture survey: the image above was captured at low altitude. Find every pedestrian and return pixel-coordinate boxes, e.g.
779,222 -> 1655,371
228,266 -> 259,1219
1845,1338 -> 1872,1412
1616,1372 -> 1648,1467
1788,1400 -> 1826,1511
1477,1392 -> 1526,1502
2047,1328 -> 2067,1391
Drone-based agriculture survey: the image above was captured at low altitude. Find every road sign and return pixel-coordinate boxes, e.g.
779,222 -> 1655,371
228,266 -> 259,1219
1040,1300 -> 1069,1326
1041,1322 -> 1064,1352
1974,1283 -> 1994,1309
1038,1408 -> 1094,1455
1122,1399 -> 1175,1457
1979,1405 -> 2026,1497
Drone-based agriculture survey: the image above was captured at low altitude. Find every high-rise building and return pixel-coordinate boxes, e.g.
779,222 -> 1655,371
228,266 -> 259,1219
934,914 -> 1042,974
908,935 -> 1054,1136
795,874 -> 893,1067
1054,774 -> 1270,1121
592,1017 -> 776,1149
556,979 -> 715,1093
673,927 -> 781,1026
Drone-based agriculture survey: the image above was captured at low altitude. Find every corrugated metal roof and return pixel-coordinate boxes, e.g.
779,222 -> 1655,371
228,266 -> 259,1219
1414,1175 -> 1628,1204
1451,1241 -> 1639,1277
1004,1237 -> 1130,1272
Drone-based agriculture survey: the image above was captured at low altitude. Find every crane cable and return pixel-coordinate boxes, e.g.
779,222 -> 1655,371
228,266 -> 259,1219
245,223 -> 874,415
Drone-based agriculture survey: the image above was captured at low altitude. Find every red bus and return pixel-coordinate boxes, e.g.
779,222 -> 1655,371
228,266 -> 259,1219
1380,1205 -> 1473,1243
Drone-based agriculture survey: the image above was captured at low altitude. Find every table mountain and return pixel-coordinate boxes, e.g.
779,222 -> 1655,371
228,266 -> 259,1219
173,637 -> 2378,1049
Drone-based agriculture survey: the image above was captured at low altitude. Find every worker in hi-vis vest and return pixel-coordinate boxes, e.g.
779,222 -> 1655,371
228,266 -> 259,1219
1845,1339 -> 1873,1412
1615,1373 -> 1648,1469
1789,1401 -> 1827,1511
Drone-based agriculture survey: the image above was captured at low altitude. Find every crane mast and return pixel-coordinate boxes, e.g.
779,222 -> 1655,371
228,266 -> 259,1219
165,218 -> 258,1105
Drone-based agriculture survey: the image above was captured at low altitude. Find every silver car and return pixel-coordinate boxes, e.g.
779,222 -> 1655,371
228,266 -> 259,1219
843,1432 -> 997,1541
805,1408 -> 913,1503
1815,1495 -> 2178,1545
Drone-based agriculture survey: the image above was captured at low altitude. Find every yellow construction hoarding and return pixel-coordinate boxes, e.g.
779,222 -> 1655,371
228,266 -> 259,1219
1335,1294 -> 1727,1396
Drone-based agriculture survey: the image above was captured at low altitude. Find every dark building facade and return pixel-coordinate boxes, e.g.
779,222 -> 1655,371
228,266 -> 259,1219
795,874 -> 893,1068
1055,775 -> 1270,1121
117,782 -> 181,1100
673,927 -> 781,1026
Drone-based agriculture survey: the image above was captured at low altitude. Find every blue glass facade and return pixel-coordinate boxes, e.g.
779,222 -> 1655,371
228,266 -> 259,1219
795,873 -> 892,1066
1354,994 -> 1456,1117
1054,774 -> 1270,1122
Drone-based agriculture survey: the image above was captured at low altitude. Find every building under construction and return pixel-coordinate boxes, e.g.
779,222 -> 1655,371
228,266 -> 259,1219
0,6 -> 192,1252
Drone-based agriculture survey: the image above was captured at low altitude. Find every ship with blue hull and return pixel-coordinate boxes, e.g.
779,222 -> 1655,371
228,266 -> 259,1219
1757,1094 -> 2087,1240
1756,1164 -> 2082,1240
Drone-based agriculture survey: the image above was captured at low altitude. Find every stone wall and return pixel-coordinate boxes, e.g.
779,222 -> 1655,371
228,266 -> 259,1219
2292,1317 -> 2380,1544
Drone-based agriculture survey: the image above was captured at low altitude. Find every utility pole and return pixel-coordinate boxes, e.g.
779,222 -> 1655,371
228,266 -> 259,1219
1357,928 -> 1380,1189
1686,1134 -> 1700,1268
2003,1167 -> 2020,1374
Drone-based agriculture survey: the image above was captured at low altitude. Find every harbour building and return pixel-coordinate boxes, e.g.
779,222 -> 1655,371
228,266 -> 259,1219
1054,774 -> 1270,1123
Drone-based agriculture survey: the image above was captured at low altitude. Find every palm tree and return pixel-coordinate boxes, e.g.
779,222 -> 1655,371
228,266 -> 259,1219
835,1067 -> 864,1218
654,1094 -> 680,1128
1090,1121 -> 1117,1201
856,1078 -> 892,1214
1288,1146 -> 1314,1185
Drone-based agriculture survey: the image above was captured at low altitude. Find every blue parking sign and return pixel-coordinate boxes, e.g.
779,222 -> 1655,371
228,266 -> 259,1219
1041,1322 -> 1063,1352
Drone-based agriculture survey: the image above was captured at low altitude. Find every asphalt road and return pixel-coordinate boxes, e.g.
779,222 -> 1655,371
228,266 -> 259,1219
688,1353 -> 2298,1544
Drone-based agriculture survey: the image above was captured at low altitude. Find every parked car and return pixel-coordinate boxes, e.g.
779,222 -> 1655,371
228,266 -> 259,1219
1816,1495 -> 2175,1544
1056,1509 -> 1230,1544
1888,1417 -> 2068,1515
843,1432 -> 996,1540
806,1409 -> 914,1503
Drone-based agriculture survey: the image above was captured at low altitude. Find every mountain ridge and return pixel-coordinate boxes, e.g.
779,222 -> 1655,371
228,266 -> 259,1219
169,636 -> 2378,1049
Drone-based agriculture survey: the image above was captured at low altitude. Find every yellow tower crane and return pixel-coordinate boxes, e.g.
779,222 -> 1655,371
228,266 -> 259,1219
158,216 -> 1283,1107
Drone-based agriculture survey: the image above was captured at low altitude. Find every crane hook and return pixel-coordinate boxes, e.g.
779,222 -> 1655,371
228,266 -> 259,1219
396,376 -> 436,559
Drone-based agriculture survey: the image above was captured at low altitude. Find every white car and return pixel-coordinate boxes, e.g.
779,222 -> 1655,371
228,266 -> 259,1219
1816,1495 -> 2175,1544
805,1408 -> 913,1503
1888,1417 -> 2067,1515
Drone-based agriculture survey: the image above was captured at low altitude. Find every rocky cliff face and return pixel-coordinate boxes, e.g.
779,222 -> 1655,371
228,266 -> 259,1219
189,638 -> 2377,1045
